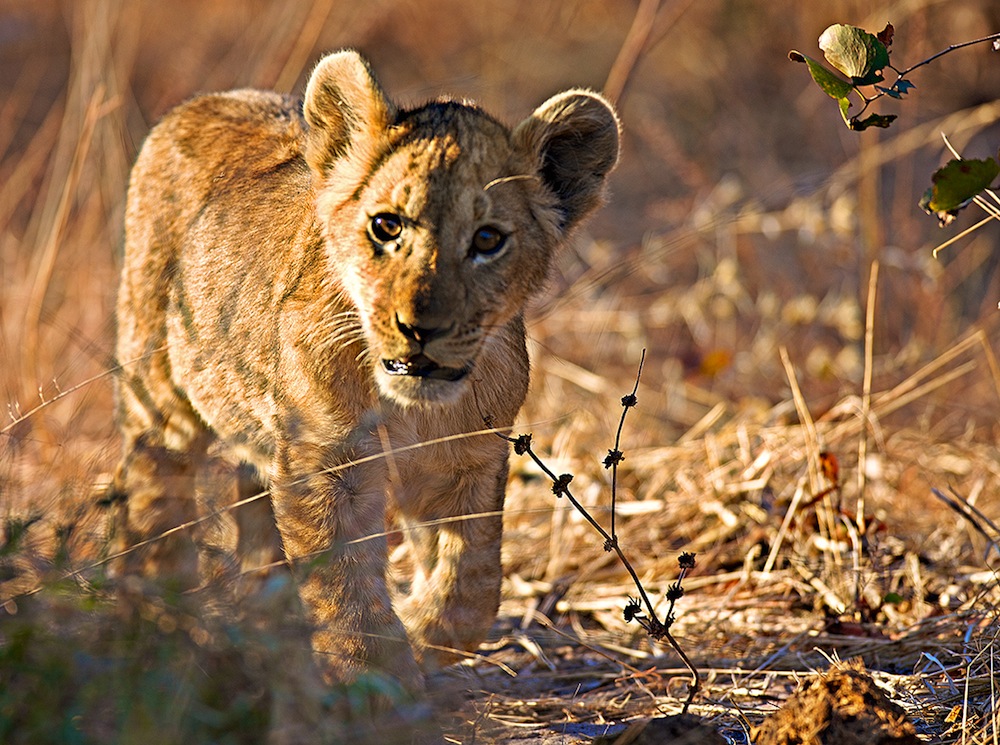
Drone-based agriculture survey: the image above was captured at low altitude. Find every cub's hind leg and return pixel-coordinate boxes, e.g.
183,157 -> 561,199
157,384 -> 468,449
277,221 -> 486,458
233,463 -> 286,578
110,369 -> 210,589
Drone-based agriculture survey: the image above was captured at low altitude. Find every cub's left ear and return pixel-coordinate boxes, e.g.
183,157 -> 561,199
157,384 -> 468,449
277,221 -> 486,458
514,90 -> 620,232
302,50 -> 397,176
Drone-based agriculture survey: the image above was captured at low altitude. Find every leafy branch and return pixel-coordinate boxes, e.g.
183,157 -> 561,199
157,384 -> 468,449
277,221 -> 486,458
789,23 -> 899,131
919,153 -> 1000,228
481,352 -> 700,713
790,23 -> 1000,228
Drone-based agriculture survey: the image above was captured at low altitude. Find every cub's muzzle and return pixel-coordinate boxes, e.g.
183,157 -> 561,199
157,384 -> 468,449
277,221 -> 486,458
381,354 -> 470,381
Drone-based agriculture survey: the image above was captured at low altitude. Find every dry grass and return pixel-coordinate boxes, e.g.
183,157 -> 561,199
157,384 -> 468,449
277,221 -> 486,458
3,1 -> 1000,742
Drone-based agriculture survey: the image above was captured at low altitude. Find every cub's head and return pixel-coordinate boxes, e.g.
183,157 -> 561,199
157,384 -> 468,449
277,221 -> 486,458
303,51 -> 619,405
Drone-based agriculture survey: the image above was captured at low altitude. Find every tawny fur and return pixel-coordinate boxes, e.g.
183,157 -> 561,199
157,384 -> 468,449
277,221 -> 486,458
113,50 -> 619,694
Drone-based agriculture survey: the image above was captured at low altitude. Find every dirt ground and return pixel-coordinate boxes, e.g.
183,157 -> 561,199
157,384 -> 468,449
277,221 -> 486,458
2,1 -> 1000,743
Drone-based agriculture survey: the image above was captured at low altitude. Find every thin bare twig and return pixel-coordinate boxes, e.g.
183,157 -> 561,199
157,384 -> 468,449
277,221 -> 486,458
895,32 -> 1000,79
503,432 -> 660,622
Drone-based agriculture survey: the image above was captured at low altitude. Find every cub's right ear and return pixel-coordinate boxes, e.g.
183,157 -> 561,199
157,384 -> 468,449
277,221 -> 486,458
303,50 -> 397,175
514,90 -> 620,233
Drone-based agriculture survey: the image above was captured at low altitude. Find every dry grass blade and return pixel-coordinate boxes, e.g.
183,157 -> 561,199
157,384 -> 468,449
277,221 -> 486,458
855,260 -> 878,535
21,87 -> 112,385
930,488 -> 1000,562
602,0 -> 661,105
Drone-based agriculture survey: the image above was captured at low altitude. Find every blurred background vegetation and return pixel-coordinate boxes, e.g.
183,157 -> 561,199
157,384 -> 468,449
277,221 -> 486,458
3,0 -> 999,457
1,1 -> 999,742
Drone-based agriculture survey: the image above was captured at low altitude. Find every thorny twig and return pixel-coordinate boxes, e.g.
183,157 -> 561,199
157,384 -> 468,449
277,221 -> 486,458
604,348 -> 644,545
482,351 -> 700,713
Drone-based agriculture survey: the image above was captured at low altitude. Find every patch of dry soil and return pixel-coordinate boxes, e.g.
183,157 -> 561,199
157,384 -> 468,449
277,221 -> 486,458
752,662 -> 919,745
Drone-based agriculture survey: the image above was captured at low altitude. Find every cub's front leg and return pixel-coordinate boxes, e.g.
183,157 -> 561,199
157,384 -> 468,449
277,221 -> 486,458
392,435 -> 511,670
267,432 -> 422,695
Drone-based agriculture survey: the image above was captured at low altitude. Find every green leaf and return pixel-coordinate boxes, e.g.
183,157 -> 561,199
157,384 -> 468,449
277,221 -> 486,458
837,96 -> 851,125
789,51 -> 855,99
875,77 -> 914,107
876,78 -> 915,99
920,157 -> 1000,226
849,113 -> 897,131
919,188 -> 958,227
926,158 -> 999,211
818,24 -> 890,86
789,50 -> 854,125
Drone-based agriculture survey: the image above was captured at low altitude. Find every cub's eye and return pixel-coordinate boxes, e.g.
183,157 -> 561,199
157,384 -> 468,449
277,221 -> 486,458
369,213 -> 403,244
470,226 -> 506,258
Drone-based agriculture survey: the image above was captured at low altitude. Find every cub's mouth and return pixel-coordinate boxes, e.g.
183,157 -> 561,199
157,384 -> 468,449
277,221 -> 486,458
381,354 -> 471,382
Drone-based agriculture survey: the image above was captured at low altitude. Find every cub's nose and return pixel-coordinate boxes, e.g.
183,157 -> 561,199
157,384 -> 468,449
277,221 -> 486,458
395,314 -> 449,345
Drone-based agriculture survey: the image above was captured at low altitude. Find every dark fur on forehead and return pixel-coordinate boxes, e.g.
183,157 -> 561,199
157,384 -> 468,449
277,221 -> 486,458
390,99 -> 510,143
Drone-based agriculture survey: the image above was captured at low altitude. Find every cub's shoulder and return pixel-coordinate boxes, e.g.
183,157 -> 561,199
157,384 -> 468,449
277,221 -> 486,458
141,89 -> 307,173
162,90 -> 301,133
132,89 -> 309,208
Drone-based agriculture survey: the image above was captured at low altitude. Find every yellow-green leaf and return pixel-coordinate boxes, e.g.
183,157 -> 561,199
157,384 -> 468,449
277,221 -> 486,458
789,51 -> 854,101
818,24 -> 890,86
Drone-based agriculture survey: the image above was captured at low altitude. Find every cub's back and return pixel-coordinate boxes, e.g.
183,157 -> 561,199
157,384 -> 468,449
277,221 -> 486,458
127,90 -> 311,235
118,89 -> 323,453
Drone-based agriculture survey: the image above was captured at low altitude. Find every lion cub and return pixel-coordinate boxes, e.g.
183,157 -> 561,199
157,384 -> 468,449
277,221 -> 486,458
113,50 -> 619,693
